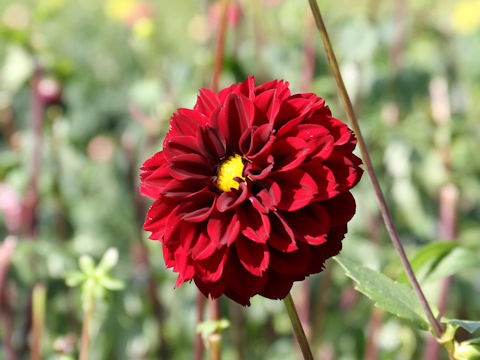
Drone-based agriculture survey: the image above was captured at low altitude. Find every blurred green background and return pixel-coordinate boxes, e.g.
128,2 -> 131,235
1,0 -> 480,359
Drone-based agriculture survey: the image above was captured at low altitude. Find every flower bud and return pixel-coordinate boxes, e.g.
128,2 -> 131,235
454,341 -> 480,360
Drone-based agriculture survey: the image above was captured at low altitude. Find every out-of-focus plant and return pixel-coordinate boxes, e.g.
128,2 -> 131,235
65,248 -> 124,360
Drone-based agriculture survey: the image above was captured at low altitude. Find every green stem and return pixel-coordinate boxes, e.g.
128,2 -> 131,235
306,0 -> 443,339
31,284 -> 46,360
79,288 -> 94,360
284,293 -> 314,360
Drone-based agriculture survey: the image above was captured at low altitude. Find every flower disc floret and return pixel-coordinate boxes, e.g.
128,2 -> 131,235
140,76 -> 363,306
216,154 -> 245,192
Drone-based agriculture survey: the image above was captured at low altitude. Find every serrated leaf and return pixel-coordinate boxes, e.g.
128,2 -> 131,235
425,247 -> 480,283
398,242 -> 458,283
334,255 -> 433,330
444,319 -> 480,334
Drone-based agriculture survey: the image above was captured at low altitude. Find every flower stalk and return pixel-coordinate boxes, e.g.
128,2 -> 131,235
31,284 -> 46,360
306,0 -> 443,338
284,293 -> 314,360
79,284 -> 94,360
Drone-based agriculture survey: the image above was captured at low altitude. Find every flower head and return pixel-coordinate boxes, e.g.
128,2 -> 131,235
140,77 -> 363,305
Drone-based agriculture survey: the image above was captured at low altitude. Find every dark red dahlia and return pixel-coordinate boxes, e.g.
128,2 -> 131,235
140,77 -> 363,306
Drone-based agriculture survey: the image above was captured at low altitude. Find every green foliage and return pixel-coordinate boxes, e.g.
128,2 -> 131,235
334,255 -> 433,330
443,320 -> 480,335
65,248 -> 124,310
397,242 -> 458,283
196,319 -> 231,341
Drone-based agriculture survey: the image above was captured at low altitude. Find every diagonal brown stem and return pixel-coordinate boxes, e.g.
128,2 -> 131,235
306,0 -> 443,338
284,293 -> 314,360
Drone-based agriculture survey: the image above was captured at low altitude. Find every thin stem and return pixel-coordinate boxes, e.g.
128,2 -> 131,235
284,293 -> 314,360
211,0 -> 230,92
195,294 -> 205,360
307,0 -> 443,338
31,284 -> 46,360
79,289 -> 94,360
208,299 -> 221,360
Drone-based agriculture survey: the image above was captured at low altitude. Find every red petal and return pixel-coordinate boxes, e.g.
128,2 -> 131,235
140,152 -> 170,199
284,203 -> 330,245
254,79 -> 290,100
253,89 -> 282,126
324,151 -> 363,192
322,191 -> 356,227
268,211 -> 297,252
194,88 -> 220,116
163,135 -> 203,159
236,203 -> 270,243
194,276 -> 227,299
259,270 -> 300,301
193,246 -> 229,283
223,250 -> 269,300
199,125 -> 226,159
237,76 -> 255,100
212,93 -> 253,151
307,224 -> 346,273
318,115 -> 352,146
269,243 -> 311,275
175,190 -> 216,222
273,169 -> 318,211
234,236 -> 269,276
162,179 -> 206,198
216,182 -> 248,212
244,155 -> 274,181
144,199 -> 178,240
254,179 -> 281,211
274,94 -> 325,129
191,228 -> 217,260
140,151 -> 164,171
178,221 -> 202,252
177,108 -> 209,127
168,111 -> 204,138
140,165 -> 171,199
207,210 -> 240,247
278,123 -> 335,161
173,247 -> 195,287
270,137 -> 309,172
301,160 -> 339,201
168,154 -> 213,180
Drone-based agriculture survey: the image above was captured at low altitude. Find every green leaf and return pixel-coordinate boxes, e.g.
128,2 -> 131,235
425,247 -> 480,283
334,255 -> 433,330
196,319 -> 231,338
65,271 -> 86,287
444,319 -> 480,334
398,242 -> 458,283
79,255 -> 95,275
99,276 -> 124,291
98,248 -> 119,272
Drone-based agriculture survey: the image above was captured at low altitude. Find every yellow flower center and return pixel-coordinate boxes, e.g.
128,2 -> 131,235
216,154 -> 245,192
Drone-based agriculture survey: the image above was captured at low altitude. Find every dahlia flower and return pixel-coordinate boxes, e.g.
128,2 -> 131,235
140,77 -> 363,306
